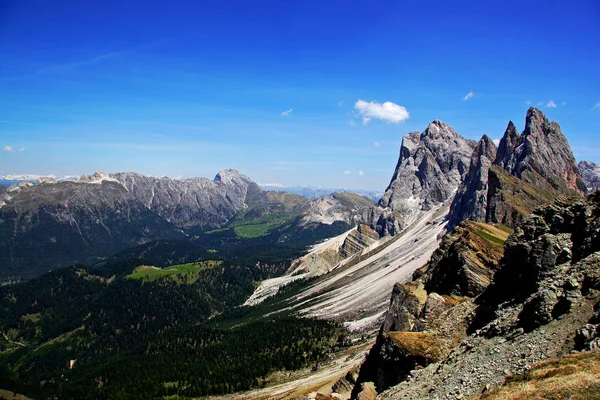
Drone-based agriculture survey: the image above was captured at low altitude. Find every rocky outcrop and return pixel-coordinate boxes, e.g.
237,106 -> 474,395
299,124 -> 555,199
374,194 -> 600,399
351,220 -> 508,397
575,301 -> 600,350
370,120 -> 475,236
352,290 -> 474,397
496,108 -> 586,195
448,108 -> 585,230
300,192 -> 373,227
355,193 -> 600,399
472,193 -> 600,331
340,224 -> 379,259
448,135 -> 497,229
417,221 -> 510,297
579,160 -> 600,193
380,282 -> 428,333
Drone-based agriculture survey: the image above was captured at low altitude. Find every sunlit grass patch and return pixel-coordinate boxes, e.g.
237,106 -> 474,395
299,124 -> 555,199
125,261 -> 222,284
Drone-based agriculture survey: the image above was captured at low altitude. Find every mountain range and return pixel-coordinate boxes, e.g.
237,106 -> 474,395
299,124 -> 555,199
0,169 -> 373,281
1,107 -> 600,399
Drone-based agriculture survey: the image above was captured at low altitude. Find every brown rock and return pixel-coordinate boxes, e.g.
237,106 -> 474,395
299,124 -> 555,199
356,382 -> 378,400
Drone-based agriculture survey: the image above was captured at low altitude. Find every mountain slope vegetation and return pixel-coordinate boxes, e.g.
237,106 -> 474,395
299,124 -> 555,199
0,260 -> 342,399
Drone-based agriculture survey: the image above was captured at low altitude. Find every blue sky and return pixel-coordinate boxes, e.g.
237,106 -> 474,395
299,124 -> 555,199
1,0 -> 599,190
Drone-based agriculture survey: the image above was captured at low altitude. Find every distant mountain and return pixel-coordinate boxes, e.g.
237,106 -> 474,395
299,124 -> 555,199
259,184 -> 383,202
579,160 -> 600,193
0,169 -> 269,280
0,169 -> 374,281
0,179 -> 184,280
0,174 -> 79,187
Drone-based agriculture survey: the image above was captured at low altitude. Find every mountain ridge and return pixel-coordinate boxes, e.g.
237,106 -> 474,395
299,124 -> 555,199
448,107 -> 586,229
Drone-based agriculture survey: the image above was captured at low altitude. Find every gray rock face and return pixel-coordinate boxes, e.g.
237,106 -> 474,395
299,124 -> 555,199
448,135 -> 497,228
299,192 -> 374,227
0,180 -> 185,280
380,282 -> 426,333
473,193 -> 600,332
372,121 -> 476,235
111,168 -> 267,229
0,168 -> 272,280
418,220 -> 509,297
494,120 -> 520,170
447,108 -> 586,229
579,160 -> 600,193
495,107 -> 586,195
371,194 -> 600,400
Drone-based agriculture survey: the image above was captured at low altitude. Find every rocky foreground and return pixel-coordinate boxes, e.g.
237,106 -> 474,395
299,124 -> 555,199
347,193 -> 600,399
283,108 -> 599,400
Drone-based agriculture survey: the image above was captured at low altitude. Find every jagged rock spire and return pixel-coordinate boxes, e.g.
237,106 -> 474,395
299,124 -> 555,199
375,120 -> 476,234
494,107 -> 586,194
447,135 -> 497,228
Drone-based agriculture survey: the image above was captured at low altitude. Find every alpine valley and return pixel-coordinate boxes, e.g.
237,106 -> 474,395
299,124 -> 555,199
2,108 -> 600,400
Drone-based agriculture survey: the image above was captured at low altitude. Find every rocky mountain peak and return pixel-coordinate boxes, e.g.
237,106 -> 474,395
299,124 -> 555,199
213,168 -> 249,185
523,106 -> 550,136
494,121 -> 520,168
373,120 -> 475,235
495,107 -> 586,195
79,170 -> 117,184
425,119 -> 461,139
448,108 -> 587,230
447,134 -> 498,228
476,134 -> 497,159
579,160 -> 600,193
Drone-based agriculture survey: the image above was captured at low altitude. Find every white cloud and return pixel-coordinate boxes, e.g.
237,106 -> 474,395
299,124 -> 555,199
338,100 -> 344,107
493,139 -> 501,146
373,141 -> 381,147
18,147 -> 25,152
358,171 -> 364,176
281,108 -> 292,117
3,146 -> 14,152
561,102 -> 567,106
354,100 -> 409,125
546,100 -> 557,108
593,101 -> 600,110
463,91 -> 474,101
525,100 -> 532,105
348,120 -> 357,126
344,170 -> 351,175
536,101 -> 544,106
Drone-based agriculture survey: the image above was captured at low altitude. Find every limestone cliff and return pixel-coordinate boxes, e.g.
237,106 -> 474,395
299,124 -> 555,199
579,160 -> 600,193
496,108 -> 586,195
370,120 -> 475,236
447,135 -> 497,228
449,108 -> 585,229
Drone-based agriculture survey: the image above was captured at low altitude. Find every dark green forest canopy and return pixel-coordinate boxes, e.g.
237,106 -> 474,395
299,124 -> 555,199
0,260 -> 343,399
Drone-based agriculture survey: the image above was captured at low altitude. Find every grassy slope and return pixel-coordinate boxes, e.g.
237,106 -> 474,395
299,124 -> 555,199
125,261 -> 222,283
470,221 -> 511,248
479,348 -> 600,400
490,166 -> 566,219
229,212 -> 300,238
